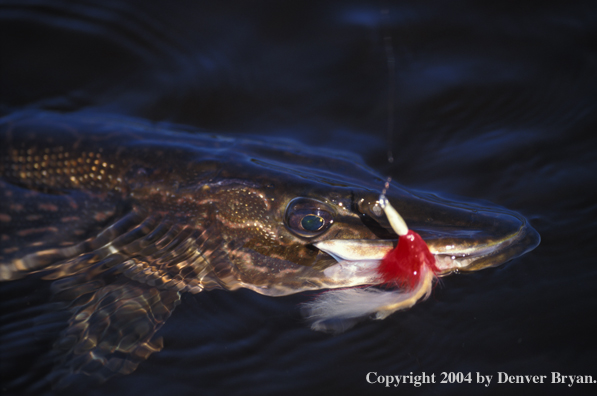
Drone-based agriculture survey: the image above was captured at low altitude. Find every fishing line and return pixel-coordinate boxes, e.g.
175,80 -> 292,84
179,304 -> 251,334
381,9 -> 396,194
382,9 -> 396,165
377,11 -> 439,319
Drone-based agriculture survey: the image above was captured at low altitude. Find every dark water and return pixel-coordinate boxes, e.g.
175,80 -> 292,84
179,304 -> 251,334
1,0 -> 596,395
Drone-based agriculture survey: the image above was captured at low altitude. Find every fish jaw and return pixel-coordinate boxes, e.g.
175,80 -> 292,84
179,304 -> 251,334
429,215 -> 540,273
312,197 -> 540,286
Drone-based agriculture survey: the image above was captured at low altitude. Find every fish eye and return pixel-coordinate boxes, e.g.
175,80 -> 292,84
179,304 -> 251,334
301,215 -> 324,231
285,198 -> 334,238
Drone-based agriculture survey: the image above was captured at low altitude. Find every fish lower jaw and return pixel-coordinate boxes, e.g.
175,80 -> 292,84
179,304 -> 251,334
433,254 -> 475,274
319,255 -> 471,287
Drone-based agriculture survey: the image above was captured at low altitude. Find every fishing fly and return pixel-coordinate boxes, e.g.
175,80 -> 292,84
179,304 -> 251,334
301,191 -> 440,333
301,31 -> 442,332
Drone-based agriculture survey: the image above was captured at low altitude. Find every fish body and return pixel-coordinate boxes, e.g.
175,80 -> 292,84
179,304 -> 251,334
0,111 -> 539,386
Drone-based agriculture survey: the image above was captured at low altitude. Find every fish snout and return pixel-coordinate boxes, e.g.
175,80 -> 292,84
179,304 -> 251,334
348,189 -> 540,274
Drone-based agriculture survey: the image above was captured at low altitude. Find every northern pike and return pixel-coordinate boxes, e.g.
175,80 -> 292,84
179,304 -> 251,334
0,111 -> 539,386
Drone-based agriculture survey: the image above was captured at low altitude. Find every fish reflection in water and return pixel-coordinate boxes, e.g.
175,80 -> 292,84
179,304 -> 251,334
0,111 -> 539,389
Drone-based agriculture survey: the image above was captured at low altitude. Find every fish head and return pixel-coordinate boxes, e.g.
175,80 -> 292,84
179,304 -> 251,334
203,141 -> 540,296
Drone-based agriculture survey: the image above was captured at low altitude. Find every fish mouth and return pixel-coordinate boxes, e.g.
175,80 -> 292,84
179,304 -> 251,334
423,215 -> 540,273
316,188 -> 540,276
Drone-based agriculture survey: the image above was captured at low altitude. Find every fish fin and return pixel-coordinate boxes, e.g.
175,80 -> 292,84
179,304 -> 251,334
48,276 -> 180,389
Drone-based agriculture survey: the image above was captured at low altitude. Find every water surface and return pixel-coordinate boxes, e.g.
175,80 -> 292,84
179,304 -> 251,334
1,1 -> 596,395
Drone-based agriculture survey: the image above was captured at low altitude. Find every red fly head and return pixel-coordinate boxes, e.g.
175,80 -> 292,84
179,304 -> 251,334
378,230 -> 438,289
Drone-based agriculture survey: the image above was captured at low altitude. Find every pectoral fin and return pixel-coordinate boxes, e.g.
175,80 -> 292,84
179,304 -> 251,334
39,275 -> 178,388
0,180 -> 204,389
